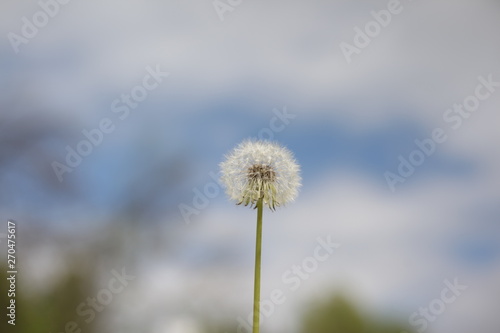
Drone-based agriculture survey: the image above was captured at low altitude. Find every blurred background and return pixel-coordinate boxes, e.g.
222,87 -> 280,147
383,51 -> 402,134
1,0 -> 499,332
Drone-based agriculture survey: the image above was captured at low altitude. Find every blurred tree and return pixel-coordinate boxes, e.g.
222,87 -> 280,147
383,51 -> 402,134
300,294 -> 364,333
0,261 -> 95,333
299,294 -> 413,333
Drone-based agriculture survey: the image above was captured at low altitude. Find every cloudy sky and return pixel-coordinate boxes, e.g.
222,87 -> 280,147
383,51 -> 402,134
1,0 -> 499,332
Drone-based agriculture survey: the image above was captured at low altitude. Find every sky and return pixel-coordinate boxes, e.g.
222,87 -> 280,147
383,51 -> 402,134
1,0 -> 500,333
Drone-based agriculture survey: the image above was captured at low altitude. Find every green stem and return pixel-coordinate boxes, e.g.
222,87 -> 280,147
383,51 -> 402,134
253,197 -> 264,333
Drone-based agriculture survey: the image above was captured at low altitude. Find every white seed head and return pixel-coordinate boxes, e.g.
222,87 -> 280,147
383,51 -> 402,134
220,139 -> 301,210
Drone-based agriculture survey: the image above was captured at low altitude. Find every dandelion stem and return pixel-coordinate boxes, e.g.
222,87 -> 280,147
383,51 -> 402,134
253,197 -> 263,333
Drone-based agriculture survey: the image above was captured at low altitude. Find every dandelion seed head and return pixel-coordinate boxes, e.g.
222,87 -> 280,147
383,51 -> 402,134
220,139 -> 301,210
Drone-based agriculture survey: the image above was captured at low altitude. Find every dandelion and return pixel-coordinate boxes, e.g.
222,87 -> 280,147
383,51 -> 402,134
220,139 -> 301,333
220,139 -> 301,211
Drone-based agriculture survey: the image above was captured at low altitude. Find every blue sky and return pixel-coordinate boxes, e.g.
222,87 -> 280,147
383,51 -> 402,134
1,1 -> 500,332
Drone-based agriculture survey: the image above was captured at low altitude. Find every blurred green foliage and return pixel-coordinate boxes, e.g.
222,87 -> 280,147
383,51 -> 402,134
299,294 -> 413,333
0,263 -> 95,333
